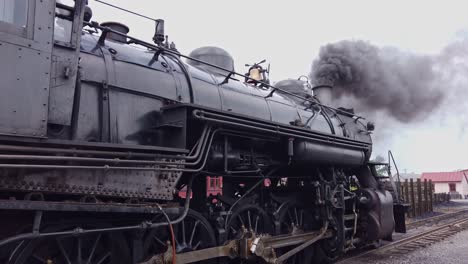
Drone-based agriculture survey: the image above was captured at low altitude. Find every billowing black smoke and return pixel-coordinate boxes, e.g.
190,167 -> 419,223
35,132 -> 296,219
310,40 -> 448,123
310,36 -> 468,161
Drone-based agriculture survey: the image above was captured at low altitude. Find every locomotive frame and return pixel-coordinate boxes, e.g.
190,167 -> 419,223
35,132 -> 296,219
0,1 -> 406,263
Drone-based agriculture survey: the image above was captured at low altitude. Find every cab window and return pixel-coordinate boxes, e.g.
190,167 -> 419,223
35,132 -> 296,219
0,0 -> 28,28
54,0 -> 75,43
374,164 -> 390,178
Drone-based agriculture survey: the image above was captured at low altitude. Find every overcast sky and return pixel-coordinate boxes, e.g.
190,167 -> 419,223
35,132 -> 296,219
88,0 -> 468,173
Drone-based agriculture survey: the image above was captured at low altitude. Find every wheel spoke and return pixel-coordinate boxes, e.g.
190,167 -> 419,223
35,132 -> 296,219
181,220 -> 187,245
87,234 -> 102,264
152,235 -> 166,247
237,214 -> 245,228
294,208 -> 299,226
288,211 -> 294,226
56,238 -> 72,264
189,220 -> 200,246
96,251 -> 111,264
192,241 -> 201,250
254,215 -> 260,233
230,226 -> 237,235
300,210 -> 304,227
78,236 -> 82,264
247,210 -> 252,230
31,254 -> 46,263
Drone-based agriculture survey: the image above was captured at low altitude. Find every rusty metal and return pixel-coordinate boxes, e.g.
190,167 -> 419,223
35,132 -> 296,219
139,225 -> 333,264
142,240 -> 238,264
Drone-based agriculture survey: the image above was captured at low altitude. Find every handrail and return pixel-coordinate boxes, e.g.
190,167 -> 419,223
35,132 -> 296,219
82,21 -> 367,120
388,150 -> 402,202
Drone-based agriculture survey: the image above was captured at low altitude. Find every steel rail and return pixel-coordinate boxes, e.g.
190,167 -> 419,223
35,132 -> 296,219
406,209 -> 468,230
378,217 -> 468,253
338,214 -> 468,263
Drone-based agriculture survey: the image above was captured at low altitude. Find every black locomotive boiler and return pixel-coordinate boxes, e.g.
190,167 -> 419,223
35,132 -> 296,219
0,1 -> 406,263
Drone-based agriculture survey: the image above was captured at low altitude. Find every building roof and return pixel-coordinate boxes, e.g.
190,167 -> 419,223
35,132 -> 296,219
421,171 -> 468,183
396,172 -> 421,180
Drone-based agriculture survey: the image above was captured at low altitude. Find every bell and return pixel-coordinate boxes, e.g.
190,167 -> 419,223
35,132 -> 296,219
249,68 -> 262,82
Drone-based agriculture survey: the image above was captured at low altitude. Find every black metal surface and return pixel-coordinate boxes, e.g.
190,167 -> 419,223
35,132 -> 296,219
82,20 -> 370,119
0,2 -> 402,262
0,175 -> 195,248
190,107 -> 371,149
394,203 -> 410,233
0,199 -> 181,214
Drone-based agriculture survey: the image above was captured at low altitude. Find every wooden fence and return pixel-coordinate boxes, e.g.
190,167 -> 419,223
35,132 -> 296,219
399,179 -> 439,218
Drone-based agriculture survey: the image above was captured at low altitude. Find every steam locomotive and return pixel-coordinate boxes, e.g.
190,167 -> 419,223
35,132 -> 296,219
0,1 -> 406,263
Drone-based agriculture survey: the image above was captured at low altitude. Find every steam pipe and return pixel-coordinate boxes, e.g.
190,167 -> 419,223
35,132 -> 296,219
0,128 -> 220,172
192,110 -> 370,149
0,125 -> 210,161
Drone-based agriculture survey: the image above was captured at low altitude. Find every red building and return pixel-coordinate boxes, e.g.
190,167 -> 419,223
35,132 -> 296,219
421,170 -> 468,197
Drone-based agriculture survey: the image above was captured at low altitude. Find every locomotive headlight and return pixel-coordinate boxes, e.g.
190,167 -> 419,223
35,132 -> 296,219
249,68 -> 262,82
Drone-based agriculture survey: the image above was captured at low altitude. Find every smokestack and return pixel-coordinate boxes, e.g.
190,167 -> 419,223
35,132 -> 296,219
312,85 -> 333,106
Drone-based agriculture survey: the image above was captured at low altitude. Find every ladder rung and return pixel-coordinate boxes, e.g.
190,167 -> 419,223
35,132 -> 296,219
344,214 -> 356,221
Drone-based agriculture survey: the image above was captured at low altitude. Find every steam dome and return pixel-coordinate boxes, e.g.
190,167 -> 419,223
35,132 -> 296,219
275,79 -> 311,98
187,46 -> 234,76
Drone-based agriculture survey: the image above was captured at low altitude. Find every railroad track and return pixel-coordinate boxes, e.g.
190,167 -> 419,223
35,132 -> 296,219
406,209 -> 468,229
338,211 -> 468,263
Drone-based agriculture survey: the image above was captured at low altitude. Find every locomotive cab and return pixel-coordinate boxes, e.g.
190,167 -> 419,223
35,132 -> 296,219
0,0 -> 86,138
